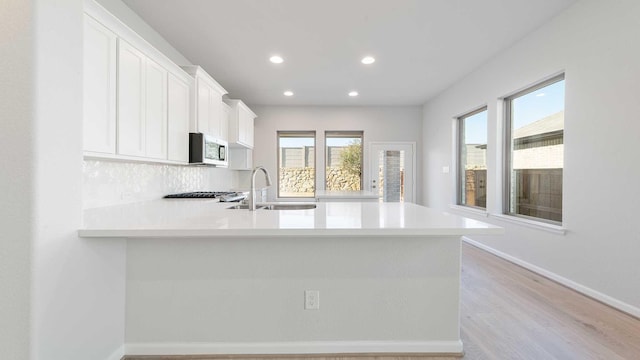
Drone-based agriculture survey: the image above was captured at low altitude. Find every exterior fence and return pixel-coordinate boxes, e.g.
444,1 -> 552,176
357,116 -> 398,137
465,169 -> 487,208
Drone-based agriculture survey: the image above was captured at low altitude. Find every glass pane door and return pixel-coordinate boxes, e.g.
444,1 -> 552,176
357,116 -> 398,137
368,143 -> 415,203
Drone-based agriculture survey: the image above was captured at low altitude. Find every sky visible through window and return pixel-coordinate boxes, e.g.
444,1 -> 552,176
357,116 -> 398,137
280,137 -> 314,147
464,80 -> 565,144
513,79 -> 565,129
464,110 -> 488,144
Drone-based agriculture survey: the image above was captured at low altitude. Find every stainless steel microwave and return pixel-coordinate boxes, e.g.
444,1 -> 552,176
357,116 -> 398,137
189,133 -> 228,167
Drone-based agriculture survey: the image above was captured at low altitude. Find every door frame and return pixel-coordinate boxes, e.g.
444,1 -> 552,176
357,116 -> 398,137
366,141 -> 417,203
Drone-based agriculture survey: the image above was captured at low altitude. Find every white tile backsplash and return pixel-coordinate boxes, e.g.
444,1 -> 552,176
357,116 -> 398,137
83,160 -> 235,209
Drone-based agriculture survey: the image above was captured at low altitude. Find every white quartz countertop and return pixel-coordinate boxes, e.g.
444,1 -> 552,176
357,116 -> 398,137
79,200 -> 503,238
314,190 -> 379,199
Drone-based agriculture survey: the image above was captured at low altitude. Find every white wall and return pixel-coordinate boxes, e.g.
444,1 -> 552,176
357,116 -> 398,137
250,106 -> 423,201
32,1 -> 127,359
0,0 -> 34,358
422,0 -> 640,314
0,0 -> 129,359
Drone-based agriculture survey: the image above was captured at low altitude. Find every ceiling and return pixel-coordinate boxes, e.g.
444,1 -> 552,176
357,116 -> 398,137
122,0 -> 577,106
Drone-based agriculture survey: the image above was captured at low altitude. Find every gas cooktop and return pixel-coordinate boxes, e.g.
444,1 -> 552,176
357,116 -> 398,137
163,191 -> 246,202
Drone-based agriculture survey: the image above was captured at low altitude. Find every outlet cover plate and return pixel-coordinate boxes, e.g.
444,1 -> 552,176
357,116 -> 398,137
304,290 -> 319,310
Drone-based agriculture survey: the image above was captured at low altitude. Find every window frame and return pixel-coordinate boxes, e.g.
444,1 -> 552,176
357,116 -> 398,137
456,106 -> 488,210
324,130 -> 364,191
503,73 -> 565,225
276,130 -> 317,199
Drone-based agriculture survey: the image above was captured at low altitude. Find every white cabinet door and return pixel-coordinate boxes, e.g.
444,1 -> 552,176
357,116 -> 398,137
243,110 -> 254,148
220,102 -> 230,142
208,88 -> 223,139
195,77 -> 225,139
167,73 -> 190,162
196,79 -> 211,135
83,15 -> 117,154
237,108 -> 248,145
144,58 -> 168,159
182,66 -> 228,140
226,99 -> 256,149
117,40 -> 146,157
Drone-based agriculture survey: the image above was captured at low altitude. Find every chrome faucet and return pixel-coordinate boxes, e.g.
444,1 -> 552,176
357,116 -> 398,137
249,166 -> 272,211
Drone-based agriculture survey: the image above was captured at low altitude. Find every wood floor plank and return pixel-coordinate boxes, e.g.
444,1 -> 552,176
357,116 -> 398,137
460,243 -> 640,359
125,243 -> 640,360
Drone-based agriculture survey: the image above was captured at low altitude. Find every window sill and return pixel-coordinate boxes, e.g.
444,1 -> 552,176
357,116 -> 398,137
490,213 -> 566,235
448,204 -> 489,217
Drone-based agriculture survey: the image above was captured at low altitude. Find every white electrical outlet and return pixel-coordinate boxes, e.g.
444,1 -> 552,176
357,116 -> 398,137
442,166 -> 450,174
304,290 -> 320,310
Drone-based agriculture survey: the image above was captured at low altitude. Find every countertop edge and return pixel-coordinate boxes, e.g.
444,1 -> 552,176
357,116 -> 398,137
78,227 -> 505,239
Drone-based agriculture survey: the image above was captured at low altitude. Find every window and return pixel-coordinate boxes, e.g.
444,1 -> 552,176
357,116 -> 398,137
505,74 -> 565,224
277,131 -> 316,198
325,131 -> 363,191
457,107 -> 488,208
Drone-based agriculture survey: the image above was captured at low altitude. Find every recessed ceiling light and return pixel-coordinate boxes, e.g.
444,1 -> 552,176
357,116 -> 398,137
361,56 -> 375,65
270,55 -> 284,64
348,91 -> 359,97
536,92 -> 546,97
284,90 -> 294,97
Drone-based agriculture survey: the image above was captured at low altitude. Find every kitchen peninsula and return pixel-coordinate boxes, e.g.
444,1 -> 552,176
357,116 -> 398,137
80,201 -> 502,357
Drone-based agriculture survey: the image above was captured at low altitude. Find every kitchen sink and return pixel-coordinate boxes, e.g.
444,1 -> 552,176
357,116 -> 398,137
226,204 -> 316,210
226,204 -> 265,210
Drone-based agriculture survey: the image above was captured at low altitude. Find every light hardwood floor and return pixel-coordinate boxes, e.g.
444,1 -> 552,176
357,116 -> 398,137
125,243 -> 640,360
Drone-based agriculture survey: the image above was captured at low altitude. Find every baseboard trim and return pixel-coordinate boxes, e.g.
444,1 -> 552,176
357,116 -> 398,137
106,345 -> 125,360
462,237 -> 640,319
124,340 -> 463,356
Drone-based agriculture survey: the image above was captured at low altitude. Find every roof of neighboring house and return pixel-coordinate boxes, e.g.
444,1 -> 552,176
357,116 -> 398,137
514,111 -> 564,139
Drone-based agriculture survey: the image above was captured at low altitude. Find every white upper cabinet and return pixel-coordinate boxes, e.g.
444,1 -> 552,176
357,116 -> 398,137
182,66 -> 228,141
83,15 -> 117,154
84,2 -> 241,165
117,39 -> 147,157
167,73 -> 191,163
225,99 -> 256,149
117,39 -> 170,159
